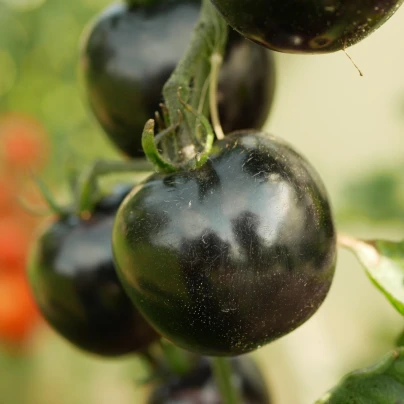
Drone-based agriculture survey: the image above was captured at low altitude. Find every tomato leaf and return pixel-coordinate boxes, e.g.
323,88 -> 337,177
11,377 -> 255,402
315,348 -> 404,403
339,235 -> 404,314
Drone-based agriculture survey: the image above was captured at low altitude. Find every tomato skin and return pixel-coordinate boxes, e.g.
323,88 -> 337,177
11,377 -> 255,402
80,1 -> 275,157
113,132 -> 336,356
210,0 -> 404,53
28,186 -> 159,356
148,356 -> 271,404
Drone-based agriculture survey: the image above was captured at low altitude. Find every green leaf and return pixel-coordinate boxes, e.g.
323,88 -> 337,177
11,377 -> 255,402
339,235 -> 404,315
316,348 -> 404,403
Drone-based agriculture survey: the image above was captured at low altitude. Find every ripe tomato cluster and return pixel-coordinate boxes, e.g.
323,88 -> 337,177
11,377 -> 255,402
25,0 -> 403,401
0,113 -> 48,347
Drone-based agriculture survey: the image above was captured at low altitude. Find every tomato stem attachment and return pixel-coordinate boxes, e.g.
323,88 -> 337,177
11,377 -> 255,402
158,0 -> 227,165
176,87 -> 214,169
209,52 -> 225,140
212,358 -> 241,404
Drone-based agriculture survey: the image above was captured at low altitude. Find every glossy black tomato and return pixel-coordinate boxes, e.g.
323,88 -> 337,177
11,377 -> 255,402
80,1 -> 275,157
112,131 -> 337,356
210,0 -> 404,53
148,356 -> 271,404
28,185 -> 159,357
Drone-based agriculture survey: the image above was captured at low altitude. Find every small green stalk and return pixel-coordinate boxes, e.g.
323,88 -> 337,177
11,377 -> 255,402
158,339 -> 193,376
209,53 -> 224,140
75,159 -> 153,214
163,0 -> 227,115
212,358 -> 241,404
138,348 -> 162,372
30,174 -> 69,217
141,0 -> 227,171
142,120 -> 180,173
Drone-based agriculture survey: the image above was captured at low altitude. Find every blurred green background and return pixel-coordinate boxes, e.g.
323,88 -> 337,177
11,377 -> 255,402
0,0 -> 404,403
0,0 -> 121,183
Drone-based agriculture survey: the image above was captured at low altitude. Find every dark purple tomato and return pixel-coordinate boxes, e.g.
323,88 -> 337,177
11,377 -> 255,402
112,131 -> 337,356
210,0 -> 404,53
28,185 -> 159,357
148,356 -> 271,404
79,1 -> 275,157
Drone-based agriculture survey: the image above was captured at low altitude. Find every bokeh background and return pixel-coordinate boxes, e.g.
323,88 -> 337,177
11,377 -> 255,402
0,0 -> 404,403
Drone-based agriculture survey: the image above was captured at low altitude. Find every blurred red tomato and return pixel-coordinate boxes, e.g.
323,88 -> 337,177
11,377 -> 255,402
0,273 -> 39,344
0,113 -> 49,171
0,218 -> 31,271
0,112 -> 50,347
0,176 -> 15,214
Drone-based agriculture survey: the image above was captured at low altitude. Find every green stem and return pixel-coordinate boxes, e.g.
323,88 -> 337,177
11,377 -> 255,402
138,348 -> 163,373
65,156 -> 81,196
142,120 -> 179,173
191,57 -> 211,113
158,339 -> 193,376
212,358 -> 241,404
209,53 -> 224,140
162,0 -> 227,160
31,173 -> 69,217
176,92 -> 215,169
76,159 -> 153,214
